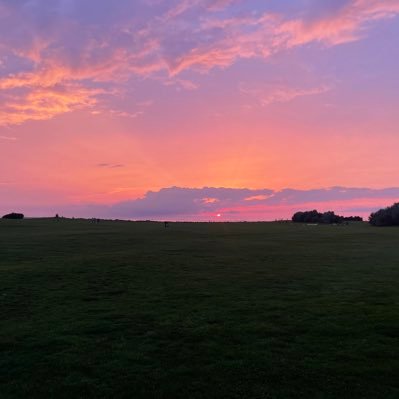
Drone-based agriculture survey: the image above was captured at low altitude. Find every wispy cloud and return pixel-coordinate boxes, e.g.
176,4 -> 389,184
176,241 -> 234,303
239,83 -> 331,107
0,84 -> 102,126
279,0 -> 399,46
0,0 -> 398,125
163,78 -> 200,90
97,163 -> 125,169
0,135 -> 17,141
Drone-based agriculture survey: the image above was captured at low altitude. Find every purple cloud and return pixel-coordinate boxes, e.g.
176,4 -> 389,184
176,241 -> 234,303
1,0 -> 398,125
19,186 -> 399,221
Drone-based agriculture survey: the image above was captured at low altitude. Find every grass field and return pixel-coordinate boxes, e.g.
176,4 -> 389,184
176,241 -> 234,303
1,219 -> 399,398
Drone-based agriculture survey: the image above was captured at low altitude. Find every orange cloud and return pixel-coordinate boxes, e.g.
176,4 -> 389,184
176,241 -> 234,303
245,195 -> 271,201
201,197 -> 219,204
0,84 -> 101,126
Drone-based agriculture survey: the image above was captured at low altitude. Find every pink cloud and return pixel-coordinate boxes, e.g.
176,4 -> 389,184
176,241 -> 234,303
205,0 -> 241,12
0,135 -> 17,141
239,83 -> 331,107
279,0 -> 399,46
0,0 -> 398,125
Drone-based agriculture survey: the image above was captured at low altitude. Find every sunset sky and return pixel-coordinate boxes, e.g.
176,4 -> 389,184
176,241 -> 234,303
1,0 -> 399,220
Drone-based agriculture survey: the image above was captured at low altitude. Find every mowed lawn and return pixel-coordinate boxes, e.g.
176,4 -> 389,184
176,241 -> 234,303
1,219 -> 399,398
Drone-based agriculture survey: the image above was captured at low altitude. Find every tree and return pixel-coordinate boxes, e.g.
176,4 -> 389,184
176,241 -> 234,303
369,203 -> 399,226
2,213 -> 24,219
343,216 -> 363,222
292,211 -> 305,223
292,210 -> 322,223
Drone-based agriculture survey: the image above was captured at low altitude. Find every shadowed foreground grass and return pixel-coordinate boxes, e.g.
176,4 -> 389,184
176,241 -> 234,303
1,219 -> 399,398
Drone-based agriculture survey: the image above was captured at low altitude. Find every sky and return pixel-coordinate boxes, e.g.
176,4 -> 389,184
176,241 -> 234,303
1,0 -> 399,221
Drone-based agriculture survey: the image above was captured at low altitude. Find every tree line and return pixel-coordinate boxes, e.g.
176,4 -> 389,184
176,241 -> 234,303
292,210 -> 363,224
2,203 -> 399,226
293,202 -> 399,226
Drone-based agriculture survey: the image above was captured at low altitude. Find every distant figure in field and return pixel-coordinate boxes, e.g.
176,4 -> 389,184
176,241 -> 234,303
164,221 -> 170,228
55,214 -> 59,221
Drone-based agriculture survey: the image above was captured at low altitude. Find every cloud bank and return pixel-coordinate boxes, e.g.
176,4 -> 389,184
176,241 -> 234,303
24,186 -> 399,221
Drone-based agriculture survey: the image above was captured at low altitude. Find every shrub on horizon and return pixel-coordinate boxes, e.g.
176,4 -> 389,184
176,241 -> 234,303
2,212 -> 24,220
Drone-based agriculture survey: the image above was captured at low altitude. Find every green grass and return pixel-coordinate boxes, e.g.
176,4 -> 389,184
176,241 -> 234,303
1,219 -> 399,398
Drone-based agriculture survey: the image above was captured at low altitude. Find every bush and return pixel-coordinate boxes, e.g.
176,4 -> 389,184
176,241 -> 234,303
2,213 -> 24,219
343,216 -> 363,222
369,203 -> 399,226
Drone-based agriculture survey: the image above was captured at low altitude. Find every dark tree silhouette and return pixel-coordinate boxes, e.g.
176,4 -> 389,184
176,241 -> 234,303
343,216 -> 363,222
2,213 -> 24,219
369,203 -> 399,226
292,210 -> 322,223
292,210 -> 363,224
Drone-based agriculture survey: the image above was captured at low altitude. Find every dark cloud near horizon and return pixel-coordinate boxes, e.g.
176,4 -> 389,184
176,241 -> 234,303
54,186 -> 399,219
105,187 -> 274,217
264,187 -> 399,205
